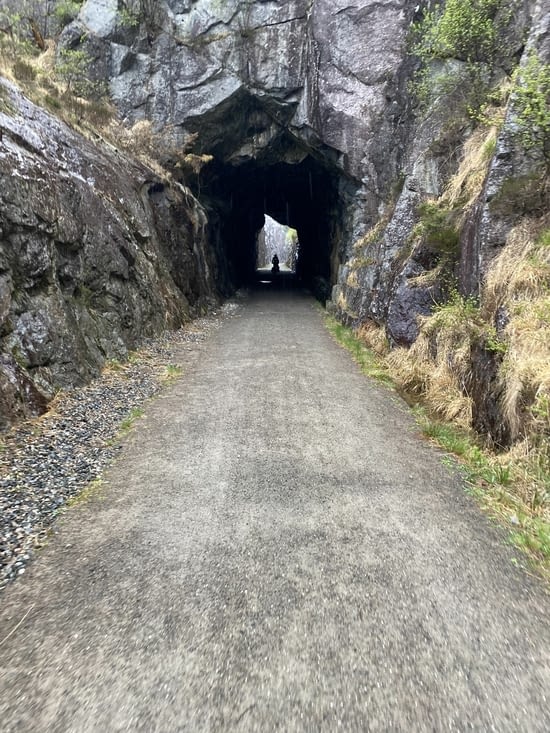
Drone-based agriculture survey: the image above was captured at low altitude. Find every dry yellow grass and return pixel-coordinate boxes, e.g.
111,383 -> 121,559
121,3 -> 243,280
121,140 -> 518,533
357,320 -> 389,356
483,219 -> 550,443
346,269 -> 360,288
386,322 -> 474,428
443,125 -> 498,213
385,214 -> 549,524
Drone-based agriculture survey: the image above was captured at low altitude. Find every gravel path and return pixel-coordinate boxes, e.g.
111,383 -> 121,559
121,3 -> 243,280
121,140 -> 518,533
1,289 -> 549,731
0,305 -> 234,591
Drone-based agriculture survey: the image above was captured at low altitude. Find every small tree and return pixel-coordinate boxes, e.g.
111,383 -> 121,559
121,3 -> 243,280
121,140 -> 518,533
55,46 -> 108,100
412,0 -> 502,64
0,10 -> 35,62
410,0 -> 513,115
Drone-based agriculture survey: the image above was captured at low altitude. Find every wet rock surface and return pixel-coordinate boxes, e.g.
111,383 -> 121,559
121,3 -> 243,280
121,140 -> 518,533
0,78 -> 218,429
66,0 -> 417,296
72,0 -> 411,182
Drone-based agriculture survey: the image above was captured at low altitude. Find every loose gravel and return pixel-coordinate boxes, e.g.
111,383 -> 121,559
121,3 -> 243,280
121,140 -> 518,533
0,307 -> 234,592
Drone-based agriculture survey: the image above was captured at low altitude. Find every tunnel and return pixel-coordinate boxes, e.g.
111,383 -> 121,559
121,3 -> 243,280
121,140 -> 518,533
181,97 -> 357,301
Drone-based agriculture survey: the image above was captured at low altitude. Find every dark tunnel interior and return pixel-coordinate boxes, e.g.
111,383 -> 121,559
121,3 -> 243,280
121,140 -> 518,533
192,152 -> 350,301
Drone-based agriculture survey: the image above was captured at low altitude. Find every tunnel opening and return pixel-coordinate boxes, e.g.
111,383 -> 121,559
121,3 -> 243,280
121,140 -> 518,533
188,144 -> 353,303
256,215 -> 298,273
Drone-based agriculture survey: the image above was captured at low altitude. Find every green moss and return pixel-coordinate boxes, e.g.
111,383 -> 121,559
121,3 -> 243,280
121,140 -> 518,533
11,346 -> 28,369
415,201 -> 460,255
64,477 -> 104,509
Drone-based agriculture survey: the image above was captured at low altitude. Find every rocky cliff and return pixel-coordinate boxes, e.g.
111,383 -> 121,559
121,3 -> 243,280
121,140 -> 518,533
60,0 -> 415,297
0,78 -> 217,428
65,0 -> 545,326
2,0 -> 549,444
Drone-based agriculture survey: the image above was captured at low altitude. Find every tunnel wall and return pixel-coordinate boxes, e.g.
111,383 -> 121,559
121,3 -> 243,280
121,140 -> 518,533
198,153 -> 350,296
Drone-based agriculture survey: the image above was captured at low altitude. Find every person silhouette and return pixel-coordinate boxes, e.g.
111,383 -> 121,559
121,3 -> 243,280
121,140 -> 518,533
271,254 -> 280,273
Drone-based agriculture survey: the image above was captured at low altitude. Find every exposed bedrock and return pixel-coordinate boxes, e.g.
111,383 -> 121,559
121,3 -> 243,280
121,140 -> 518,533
0,79 -> 217,429
64,0 -> 416,296
69,0 -> 545,338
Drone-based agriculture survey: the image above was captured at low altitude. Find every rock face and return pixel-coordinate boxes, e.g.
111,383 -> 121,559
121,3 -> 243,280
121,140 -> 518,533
68,0 -> 543,335
0,79 -> 217,429
63,0 -> 416,296
334,0 -> 546,343
2,0 -> 548,438
72,0 -> 409,179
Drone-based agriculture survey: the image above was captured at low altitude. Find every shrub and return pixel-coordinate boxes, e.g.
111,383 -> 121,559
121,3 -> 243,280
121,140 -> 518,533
0,11 -> 36,64
511,52 -> 550,159
410,0 -> 516,117
12,58 -> 36,81
55,47 -> 107,100
412,0 -> 502,64
118,8 -> 140,28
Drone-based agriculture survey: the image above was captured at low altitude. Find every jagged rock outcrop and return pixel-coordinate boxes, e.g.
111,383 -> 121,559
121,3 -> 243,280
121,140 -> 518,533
0,78 -> 217,429
67,0 -> 545,341
334,0 -> 545,344
70,0 -> 410,180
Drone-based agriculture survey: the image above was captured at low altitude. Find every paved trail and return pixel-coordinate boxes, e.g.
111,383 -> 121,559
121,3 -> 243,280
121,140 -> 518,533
1,290 -> 549,731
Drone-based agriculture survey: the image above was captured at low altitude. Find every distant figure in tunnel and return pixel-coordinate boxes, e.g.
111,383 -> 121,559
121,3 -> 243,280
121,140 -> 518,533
271,254 -> 280,274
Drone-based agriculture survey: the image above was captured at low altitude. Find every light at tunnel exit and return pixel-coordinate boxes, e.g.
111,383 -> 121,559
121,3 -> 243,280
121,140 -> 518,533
256,215 -> 298,272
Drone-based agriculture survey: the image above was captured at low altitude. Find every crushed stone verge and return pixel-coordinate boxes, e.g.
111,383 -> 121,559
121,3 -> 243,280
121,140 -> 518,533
0,302 -> 241,592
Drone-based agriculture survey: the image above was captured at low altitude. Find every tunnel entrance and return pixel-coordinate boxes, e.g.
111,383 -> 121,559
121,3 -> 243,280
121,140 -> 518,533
188,147 -> 352,302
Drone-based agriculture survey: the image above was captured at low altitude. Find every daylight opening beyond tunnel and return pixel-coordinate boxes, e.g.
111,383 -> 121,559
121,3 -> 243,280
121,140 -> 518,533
192,152 -> 355,302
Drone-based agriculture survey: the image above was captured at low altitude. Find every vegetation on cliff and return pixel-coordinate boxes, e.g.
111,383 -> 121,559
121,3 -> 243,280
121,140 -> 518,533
342,0 -> 550,572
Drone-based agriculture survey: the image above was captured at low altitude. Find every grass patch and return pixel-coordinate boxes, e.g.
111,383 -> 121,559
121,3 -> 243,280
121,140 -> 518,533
413,406 -> 550,579
323,310 -> 550,580
162,364 -> 183,383
64,478 -> 104,510
484,220 -> 550,445
386,292 -> 483,429
118,407 -> 145,436
324,315 -> 394,388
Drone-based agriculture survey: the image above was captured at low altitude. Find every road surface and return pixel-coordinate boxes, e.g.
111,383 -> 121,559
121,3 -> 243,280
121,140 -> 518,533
1,288 -> 549,731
